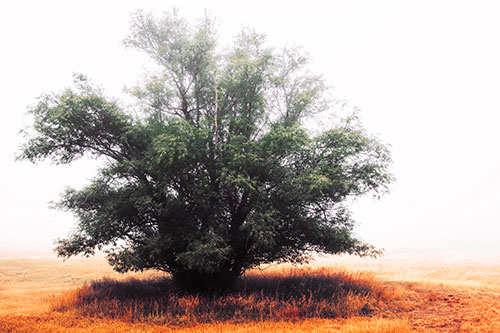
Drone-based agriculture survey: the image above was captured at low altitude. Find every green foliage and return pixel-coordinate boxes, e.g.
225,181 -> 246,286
19,10 -> 392,292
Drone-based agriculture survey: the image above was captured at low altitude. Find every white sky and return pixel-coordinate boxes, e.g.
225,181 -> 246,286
1,1 -> 499,260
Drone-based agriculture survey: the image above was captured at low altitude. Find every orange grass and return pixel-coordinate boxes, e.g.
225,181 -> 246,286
48,267 -> 389,325
0,313 -> 411,332
2,256 -> 500,332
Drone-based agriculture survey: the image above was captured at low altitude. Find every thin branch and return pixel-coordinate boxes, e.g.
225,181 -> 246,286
211,68 -> 218,143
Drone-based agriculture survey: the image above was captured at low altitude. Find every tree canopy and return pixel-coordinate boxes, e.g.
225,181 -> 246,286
19,10 -> 392,292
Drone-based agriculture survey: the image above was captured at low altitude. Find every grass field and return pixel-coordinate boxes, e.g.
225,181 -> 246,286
0,254 -> 499,332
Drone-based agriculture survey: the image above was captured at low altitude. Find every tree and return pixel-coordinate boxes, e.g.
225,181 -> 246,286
19,10 -> 392,292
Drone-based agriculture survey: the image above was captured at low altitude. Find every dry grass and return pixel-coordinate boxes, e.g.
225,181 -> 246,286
47,267 -> 388,325
0,313 -> 411,332
381,281 -> 500,332
0,257 -> 161,316
327,255 -> 500,332
1,255 -> 500,332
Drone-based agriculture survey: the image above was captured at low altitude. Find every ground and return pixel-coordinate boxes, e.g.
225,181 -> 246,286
0,253 -> 499,332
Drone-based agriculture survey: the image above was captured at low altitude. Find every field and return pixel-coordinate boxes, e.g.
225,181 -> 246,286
0,253 -> 499,332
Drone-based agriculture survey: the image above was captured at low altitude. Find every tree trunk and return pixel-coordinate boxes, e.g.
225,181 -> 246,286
172,269 -> 239,294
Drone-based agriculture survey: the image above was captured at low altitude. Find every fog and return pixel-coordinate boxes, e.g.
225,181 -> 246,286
1,1 -> 499,262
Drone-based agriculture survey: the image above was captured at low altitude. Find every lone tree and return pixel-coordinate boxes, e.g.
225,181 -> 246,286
19,11 -> 392,292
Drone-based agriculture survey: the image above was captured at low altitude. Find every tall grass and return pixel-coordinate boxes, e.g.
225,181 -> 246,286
49,267 -> 389,326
